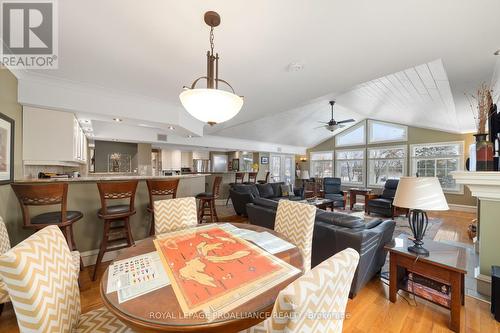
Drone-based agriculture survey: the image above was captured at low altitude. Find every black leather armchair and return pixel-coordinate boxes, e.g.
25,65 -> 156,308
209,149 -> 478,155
366,179 -> 399,218
323,177 -> 346,209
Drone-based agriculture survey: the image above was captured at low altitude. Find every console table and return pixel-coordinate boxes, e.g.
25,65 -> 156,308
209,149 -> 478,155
385,235 -> 466,332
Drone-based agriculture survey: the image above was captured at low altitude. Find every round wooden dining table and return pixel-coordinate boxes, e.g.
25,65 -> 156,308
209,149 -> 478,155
100,223 -> 304,333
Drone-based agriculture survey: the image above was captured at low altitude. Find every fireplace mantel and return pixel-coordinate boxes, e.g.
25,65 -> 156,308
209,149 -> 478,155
452,171 -> 500,201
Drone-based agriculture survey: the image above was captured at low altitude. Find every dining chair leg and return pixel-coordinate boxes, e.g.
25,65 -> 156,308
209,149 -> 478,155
149,211 -> 155,236
69,225 -> 83,270
124,217 -> 135,247
93,221 -> 110,281
62,226 -> 74,251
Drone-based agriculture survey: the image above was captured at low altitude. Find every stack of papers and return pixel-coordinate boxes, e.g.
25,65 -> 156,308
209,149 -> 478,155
219,224 -> 296,254
106,251 -> 170,303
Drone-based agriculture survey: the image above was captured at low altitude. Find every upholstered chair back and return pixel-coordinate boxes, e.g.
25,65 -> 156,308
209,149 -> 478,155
323,177 -> 342,194
274,200 -> 316,272
0,225 -> 81,332
381,179 -> 399,199
266,248 -> 360,333
0,216 -> 11,305
154,197 -> 198,235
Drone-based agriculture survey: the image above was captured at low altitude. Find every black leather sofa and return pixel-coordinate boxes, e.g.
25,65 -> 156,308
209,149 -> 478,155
246,197 -> 395,297
366,179 -> 399,218
323,177 -> 346,209
229,182 -> 304,216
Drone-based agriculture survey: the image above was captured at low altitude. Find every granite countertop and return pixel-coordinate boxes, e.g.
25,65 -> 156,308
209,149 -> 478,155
14,174 -> 209,183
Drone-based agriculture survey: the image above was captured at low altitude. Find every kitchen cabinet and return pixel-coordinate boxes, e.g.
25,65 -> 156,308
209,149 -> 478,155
23,107 -> 87,166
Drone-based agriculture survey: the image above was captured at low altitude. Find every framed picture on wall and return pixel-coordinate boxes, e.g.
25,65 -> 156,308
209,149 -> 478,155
0,113 -> 14,185
260,156 -> 269,164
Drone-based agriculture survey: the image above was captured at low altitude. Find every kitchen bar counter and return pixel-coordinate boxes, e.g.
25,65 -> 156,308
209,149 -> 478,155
14,173 -> 208,183
9,174 -> 208,263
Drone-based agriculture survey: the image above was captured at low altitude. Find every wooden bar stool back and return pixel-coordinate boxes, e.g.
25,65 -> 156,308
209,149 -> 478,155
94,180 -> 138,281
197,176 -> 222,223
247,172 -> 258,184
146,179 -> 179,236
10,183 -> 83,254
235,172 -> 245,183
257,171 -> 270,184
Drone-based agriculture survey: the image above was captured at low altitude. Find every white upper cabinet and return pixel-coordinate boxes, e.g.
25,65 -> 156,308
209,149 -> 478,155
23,107 -> 87,165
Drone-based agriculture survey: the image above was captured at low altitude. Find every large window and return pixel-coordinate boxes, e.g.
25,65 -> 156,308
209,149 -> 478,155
310,151 -> 334,178
335,122 -> 365,147
336,149 -> 365,185
410,142 -> 464,192
368,120 -> 408,143
368,146 -> 406,187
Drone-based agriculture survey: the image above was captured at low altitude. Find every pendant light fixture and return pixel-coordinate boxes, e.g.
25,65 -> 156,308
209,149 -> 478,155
179,11 -> 244,126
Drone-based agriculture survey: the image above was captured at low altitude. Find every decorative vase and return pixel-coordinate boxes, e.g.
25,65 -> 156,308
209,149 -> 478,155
474,133 -> 494,171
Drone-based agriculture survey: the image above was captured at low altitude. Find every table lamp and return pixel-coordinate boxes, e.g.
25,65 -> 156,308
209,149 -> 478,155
393,177 -> 449,256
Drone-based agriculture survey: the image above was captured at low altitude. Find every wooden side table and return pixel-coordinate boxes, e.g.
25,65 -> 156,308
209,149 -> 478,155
349,188 -> 375,211
385,235 -> 467,332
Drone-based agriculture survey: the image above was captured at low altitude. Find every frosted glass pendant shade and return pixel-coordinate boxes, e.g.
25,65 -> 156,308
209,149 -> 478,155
180,88 -> 243,124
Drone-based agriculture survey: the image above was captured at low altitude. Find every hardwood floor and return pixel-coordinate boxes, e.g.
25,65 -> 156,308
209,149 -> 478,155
1,209 -> 499,332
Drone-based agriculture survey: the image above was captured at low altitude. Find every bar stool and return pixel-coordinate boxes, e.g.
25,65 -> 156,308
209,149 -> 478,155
246,172 -> 258,184
146,178 -> 179,236
197,176 -> 222,223
11,183 -> 83,268
94,180 -> 138,281
225,172 -> 246,205
257,171 -> 270,184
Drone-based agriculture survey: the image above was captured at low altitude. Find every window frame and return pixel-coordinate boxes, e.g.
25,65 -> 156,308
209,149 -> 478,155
409,141 -> 464,194
335,121 -> 366,147
309,151 -> 334,178
367,120 -> 408,144
335,148 -> 366,186
367,145 -> 407,188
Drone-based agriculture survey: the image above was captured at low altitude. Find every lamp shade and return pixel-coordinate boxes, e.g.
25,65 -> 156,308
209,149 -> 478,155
300,170 -> 310,180
393,177 -> 449,211
179,88 -> 243,124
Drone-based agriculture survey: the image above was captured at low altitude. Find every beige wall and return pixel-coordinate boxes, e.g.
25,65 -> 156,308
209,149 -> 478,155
0,69 -> 31,246
305,120 -> 476,206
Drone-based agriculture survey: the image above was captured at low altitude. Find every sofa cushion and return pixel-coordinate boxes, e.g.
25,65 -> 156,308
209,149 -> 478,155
256,183 -> 275,198
324,193 -> 344,202
252,197 -> 279,209
316,211 -> 365,229
270,182 -> 284,197
365,218 -> 383,229
232,184 -> 260,198
367,198 -> 393,209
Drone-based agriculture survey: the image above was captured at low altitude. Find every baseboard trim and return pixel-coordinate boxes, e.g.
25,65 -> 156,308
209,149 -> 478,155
80,238 -> 147,267
448,204 -> 477,213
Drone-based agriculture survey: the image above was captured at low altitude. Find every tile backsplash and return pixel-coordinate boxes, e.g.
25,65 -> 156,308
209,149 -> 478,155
22,164 -> 87,179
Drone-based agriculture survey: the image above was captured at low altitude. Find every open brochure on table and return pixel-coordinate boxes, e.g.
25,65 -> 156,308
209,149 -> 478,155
219,223 -> 296,254
106,251 -> 170,303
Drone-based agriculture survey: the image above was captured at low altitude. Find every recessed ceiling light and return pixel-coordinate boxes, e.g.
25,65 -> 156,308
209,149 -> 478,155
187,134 -> 193,138
495,49 -> 500,56
287,62 -> 304,72
80,119 -> 91,124
113,118 -> 122,122
168,126 -> 175,130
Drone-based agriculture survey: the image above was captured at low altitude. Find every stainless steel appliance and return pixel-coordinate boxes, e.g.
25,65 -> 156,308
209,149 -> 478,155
212,154 -> 228,172
193,159 -> 211,173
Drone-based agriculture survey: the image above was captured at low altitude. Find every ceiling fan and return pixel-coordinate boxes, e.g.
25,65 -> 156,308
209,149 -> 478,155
315,101 -> 355,132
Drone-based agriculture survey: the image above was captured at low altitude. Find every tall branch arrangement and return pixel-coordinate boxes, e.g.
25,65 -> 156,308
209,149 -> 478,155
465,83 -> 494,134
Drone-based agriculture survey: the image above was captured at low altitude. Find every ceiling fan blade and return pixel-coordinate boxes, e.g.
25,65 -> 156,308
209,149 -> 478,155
313,125 -> 326,129
317,121 -> 329,124
336,119 -> 355,124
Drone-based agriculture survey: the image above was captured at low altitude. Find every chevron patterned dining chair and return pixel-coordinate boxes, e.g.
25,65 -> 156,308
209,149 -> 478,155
274,200 -> 317,272
0,216 -> 11,315
241,248 -> 360,333
0,225 -> 134,333
153,197 -> 198,235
